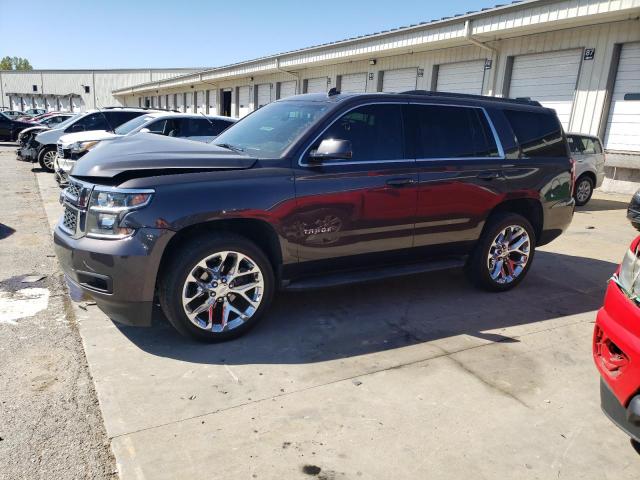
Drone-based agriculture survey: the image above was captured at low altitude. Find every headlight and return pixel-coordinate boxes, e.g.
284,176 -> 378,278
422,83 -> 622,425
614,244 -> 640,302
86,187 -> 154,239
70,140 -> 100,154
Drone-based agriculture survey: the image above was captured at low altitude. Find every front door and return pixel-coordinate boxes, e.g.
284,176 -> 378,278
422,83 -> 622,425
291,103 -> 417,268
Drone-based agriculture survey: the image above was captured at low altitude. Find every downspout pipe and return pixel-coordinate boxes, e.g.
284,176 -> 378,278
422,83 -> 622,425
275,58 -> 301,94
464,19 -> 499,96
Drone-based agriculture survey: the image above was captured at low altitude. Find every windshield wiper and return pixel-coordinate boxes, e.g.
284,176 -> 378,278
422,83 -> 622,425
216,143 -> 244,153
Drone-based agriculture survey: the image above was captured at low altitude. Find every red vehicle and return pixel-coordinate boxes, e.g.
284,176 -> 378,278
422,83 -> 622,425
593,235 -> 640,445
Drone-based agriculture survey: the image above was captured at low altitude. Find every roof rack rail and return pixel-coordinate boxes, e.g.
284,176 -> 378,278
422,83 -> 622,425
397,90 -> 541,107
101,106 -> 181,113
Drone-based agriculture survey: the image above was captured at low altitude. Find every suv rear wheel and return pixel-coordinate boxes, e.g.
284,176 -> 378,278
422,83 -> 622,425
38,146 -> 57,172
159,233 -> 275,341
466,213 -> 535,291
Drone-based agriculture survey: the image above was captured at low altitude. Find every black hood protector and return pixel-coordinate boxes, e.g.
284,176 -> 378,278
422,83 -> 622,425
71,133 -> 256,179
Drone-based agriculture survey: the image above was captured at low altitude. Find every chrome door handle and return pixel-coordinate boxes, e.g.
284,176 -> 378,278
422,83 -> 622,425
386,178 -> 415,187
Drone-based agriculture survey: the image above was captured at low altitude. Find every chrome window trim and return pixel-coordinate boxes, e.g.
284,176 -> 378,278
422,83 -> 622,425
298,100 -> 506,168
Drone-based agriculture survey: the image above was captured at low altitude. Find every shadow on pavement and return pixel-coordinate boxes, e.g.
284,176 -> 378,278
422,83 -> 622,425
115,251 -> 616,365
577,197 -> 630,212
0,223 -> 16,240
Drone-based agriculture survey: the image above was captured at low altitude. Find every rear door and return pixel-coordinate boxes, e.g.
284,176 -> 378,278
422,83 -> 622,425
0,114 -> 11,140
407,103 -> 506,252
292,102 -> 417,266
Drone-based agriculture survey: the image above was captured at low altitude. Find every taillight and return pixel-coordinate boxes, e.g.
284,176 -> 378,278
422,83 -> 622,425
570,157 -> 576,196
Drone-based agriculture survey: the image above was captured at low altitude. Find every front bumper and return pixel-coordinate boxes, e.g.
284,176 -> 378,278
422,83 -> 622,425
594,281 -> 640,441
54,224 -> 175,326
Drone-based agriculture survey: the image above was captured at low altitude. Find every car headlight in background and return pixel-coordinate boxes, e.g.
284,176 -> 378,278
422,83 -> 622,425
614,242 -> 640,303
86,187 -> 154,239
70,140 -> 100,155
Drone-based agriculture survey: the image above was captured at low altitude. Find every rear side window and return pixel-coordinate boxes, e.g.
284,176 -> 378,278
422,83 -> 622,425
109,111 -> 145,127
407,104 -> 499,159
146,119 -> 167,134
317,103 -> 404,162
568,135 -> 602,154
209,119 -> 234,136
504,109 -> 566,158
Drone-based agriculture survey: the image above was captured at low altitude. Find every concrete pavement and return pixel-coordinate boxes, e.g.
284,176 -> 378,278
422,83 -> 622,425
32,154 -> 640,479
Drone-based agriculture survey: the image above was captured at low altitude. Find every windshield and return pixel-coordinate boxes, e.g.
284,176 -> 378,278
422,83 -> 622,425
115,115 -> 156,135
213,101 -> 330,158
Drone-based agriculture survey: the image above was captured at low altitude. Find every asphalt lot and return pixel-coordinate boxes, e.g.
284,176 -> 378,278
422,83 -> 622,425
3,143 -> 640,479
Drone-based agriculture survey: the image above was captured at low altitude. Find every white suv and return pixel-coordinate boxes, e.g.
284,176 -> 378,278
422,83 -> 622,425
54,112 -> 236,185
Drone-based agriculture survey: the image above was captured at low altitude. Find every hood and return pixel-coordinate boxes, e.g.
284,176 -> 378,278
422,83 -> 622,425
58,130 -> 117,146
19,125 -> 49,136
71,132 -> 256,179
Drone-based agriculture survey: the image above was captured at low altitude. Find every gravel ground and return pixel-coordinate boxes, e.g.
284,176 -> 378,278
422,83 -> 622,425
0,146 -> 116,480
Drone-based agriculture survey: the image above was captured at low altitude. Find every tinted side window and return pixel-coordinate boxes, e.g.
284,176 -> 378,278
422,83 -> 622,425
180,118 -> 213,137
504,109 -> 566,158
407,104 -> 499,158
73,113 -> 109,131
109,111 -> 144,127
316,104 -> 404,161
146,119 -> 167,134
210,119 -> 233,136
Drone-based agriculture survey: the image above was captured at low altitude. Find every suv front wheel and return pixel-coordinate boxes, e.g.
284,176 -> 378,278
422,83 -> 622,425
466,213 -> 535,291
159,233 -> 275,341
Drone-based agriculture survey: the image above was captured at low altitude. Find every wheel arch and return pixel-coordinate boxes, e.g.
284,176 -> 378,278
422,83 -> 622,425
486,198 -> 543,242
577,170 -> 596,184
157,218 -> 284,286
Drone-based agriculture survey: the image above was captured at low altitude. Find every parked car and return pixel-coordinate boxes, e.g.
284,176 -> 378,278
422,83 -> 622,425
628,190 -> 640,232
0,111 -> 36,141
54,113 -> 237,185
593,236 -> 640,447
54,91 -> 575,341
24,108 -> 47,116
1,110 -> 26,119
567,133 -> 605,206
16,114 -> 76,161
33,108 -> 155,172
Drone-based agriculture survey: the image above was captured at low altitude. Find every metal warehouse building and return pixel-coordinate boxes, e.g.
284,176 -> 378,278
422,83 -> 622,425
3,0 -> 640,192
0,68 -> 201,112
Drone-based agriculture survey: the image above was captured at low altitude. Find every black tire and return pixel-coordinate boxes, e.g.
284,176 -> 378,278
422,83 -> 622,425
158,232 -> 275,342
574,175 -> 594,206
38,146 -> 57,172
465,212 -> 536,292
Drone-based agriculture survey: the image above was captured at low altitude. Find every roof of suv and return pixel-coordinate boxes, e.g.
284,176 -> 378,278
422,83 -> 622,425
284,90 -> 546,111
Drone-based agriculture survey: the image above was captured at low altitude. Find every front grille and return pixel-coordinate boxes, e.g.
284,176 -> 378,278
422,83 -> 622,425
62,206 -> 78,233
66,182 -> 81,199
57,143 -> 63,157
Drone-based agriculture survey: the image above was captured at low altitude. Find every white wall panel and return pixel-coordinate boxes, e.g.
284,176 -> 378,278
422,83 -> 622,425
605,42 -> 640,152
509,49 -> 582,127
207,90 -> 217,114
437,60 -> 486,94
306,77 -> 328,93
238,86 -> 251,117
382,68 -> 417,92
279,80 -> 297,98
340,73 -> 367,92
256,84 -> 272,107
176,93 -> 184,112
185,92 -> 194,113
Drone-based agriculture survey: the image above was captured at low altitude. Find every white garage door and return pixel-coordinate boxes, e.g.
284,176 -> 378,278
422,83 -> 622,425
279,81 -> 296,99
605,43 -> 640,152
238,86 -> 251,117
382,68 -> 417,92
59,97 -> 70,112
207,90 -> 217,115
257,84 -> 271,108
306,77 -> 327,93
437,60 -> 486,95
509,49 -> 582,128
176,94 -> 184,112
340,73 -> 367,93
196,91 -> 206,113
185,92 -> 194,113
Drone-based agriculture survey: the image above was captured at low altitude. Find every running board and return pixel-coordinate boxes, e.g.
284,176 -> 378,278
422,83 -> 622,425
282,257 -> 466,291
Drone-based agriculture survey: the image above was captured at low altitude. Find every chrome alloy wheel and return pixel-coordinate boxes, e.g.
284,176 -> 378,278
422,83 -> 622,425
181,251 -> 264,332
42,150 -> 57,170
486,225 -> 531,284
576,179 -> 592,204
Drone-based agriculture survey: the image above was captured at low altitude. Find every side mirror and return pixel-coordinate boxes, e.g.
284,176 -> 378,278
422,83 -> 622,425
139,128 -> 150,134
309,139 -> 352,162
